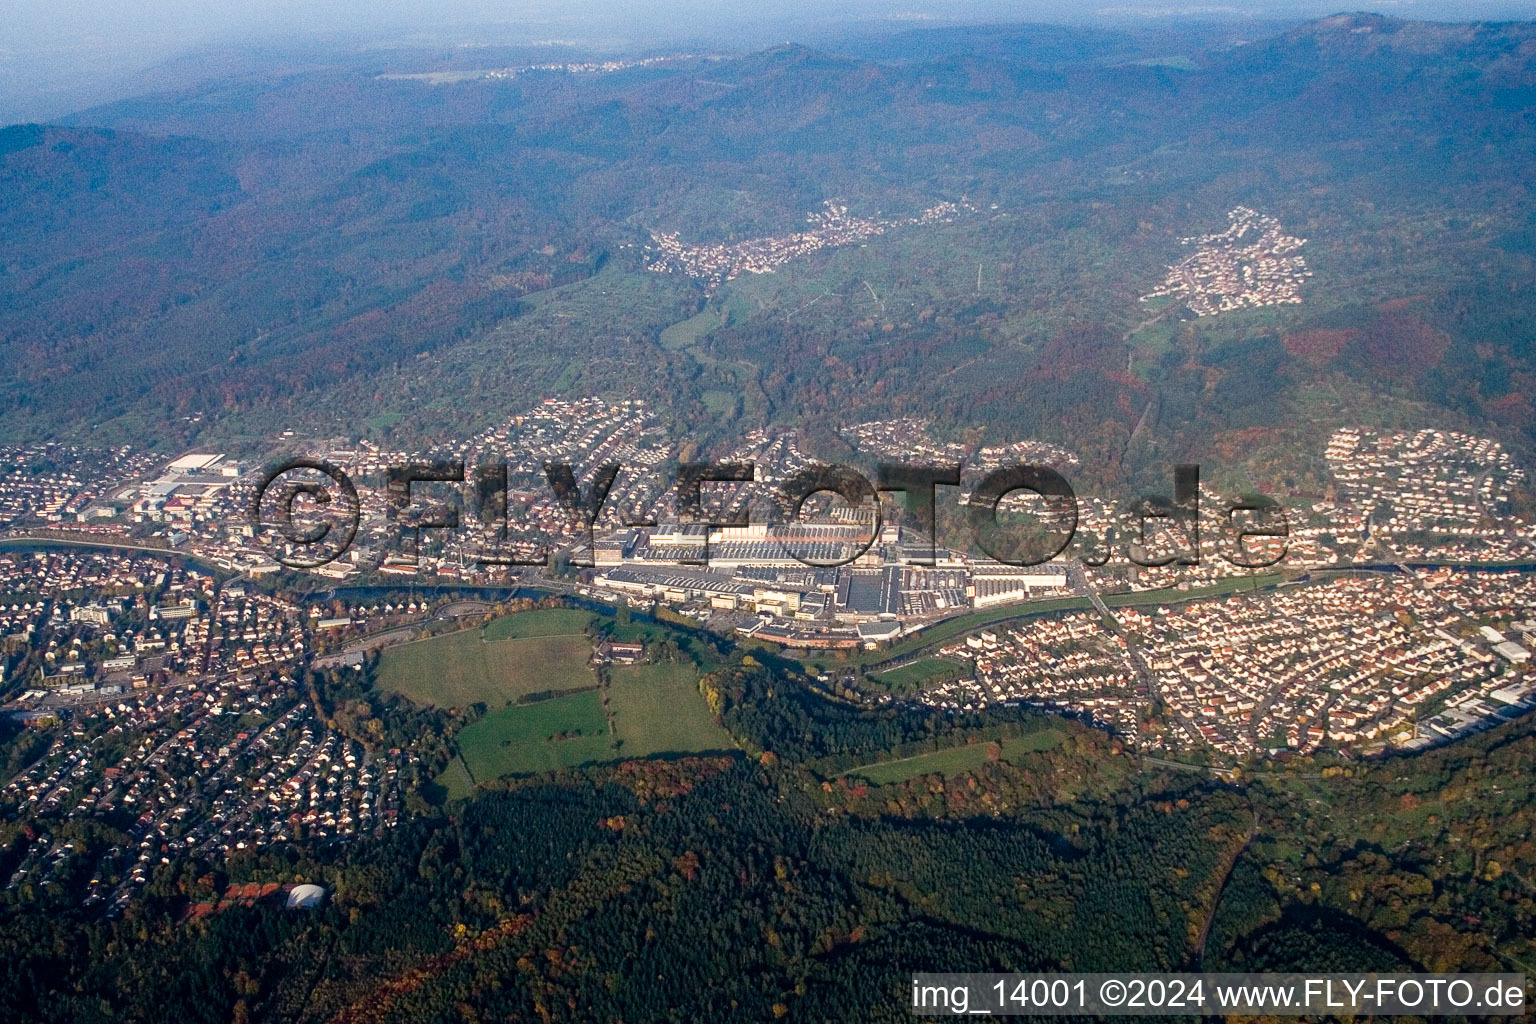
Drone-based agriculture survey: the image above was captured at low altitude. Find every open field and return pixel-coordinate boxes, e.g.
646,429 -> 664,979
605,619 -> 674,644
436,756 -> 477,803
659,307 -> 725,350
375,626 -> 595,707
607,662 -> 734,758
482,607 -> 594,641
843,730 -> 1065,785
449,660 -> 732,784
701,389 -> 738,416
874,658 -> 964,692
455,691 -> 613,778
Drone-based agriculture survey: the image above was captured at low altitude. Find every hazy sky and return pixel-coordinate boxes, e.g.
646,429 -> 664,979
2,0 -> 1532,123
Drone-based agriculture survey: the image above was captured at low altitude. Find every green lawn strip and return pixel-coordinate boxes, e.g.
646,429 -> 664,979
868,596 -> 1096,665
840,730 -> 1066,785
481,607 -> 595,640
1101,572 -> 1283,608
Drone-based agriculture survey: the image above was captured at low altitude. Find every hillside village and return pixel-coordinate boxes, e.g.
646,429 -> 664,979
645,199 -> 972,288
1141,206 -> 1312,316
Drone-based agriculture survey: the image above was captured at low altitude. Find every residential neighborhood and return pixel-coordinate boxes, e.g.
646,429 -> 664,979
1141,206 -> 1312,316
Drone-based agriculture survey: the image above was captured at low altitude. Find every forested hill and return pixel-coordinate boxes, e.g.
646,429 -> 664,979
0,14 -> 1531,484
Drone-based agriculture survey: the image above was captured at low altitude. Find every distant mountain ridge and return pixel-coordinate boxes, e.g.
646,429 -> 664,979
0,14 -> 1530,467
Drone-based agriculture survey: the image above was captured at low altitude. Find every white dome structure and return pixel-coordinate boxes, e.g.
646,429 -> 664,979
285,884 -> 326,910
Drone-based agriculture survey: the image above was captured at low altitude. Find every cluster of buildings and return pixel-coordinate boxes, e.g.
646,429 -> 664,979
926,611 -> 1145,737
0,551 -> 313,694
1324,427 -> 1536,560
0,552 -> 219,690
0,444 -> 158,527
0,548 -> 195,597
0,409 -> 1337,605
320,398 -> 676,572
902,568 -> 1536,761
646,200 -> 971,288
1141,206 -> 1311,316
840,417 -> 1080,475
12,411 -> 1536,656
0,400 -> 675,580
381,53 -> 706,86
480,54 -> 697,79
3,669 -> 406,915
1,403 -> 1535,705
4,408 -> 1536,919
588,539 -> 1071,648
6,409 -> 1536,624
125,452 -> 245,527
1132,569 -> 1536,755
457,397 -> 672,522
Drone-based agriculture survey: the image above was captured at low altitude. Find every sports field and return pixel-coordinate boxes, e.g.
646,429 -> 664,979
874,658 -> 963,692
375,614 -> 595,707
